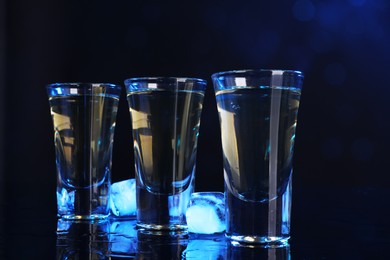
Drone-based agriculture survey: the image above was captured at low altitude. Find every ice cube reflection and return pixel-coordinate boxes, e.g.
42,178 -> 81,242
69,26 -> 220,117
182,234 -> 227,259
56,219 -> 138,258
108,219 -> 138,257
56,218 -> 289,259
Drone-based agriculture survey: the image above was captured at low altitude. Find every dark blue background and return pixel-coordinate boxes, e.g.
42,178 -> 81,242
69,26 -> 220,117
4,0 -> 390,194
1,0 -> 390,258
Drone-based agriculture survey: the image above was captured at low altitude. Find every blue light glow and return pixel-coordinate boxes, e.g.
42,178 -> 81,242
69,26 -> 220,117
348,0 -> 366,6
293,0 -> 316,22
309,31 -> 334,53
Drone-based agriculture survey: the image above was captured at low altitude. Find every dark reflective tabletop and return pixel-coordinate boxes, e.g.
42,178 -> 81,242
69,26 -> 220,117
1,188 -> 390,259
55,219 -> 292,259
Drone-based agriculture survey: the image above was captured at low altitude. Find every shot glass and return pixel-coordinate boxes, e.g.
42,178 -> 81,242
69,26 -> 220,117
212,69 -> 304,245
47,83 -> 122,220
124,77 -> 206,231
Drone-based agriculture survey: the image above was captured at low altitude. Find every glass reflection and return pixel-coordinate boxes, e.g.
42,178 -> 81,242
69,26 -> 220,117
227,241 -> 291,260
137,230 -> 188,259
56,219 -> 109,259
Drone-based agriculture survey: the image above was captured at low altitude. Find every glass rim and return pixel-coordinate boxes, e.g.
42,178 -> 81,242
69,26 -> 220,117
124,77 -> 207,85
211,69 -> 304,79
46,82 -> 121,90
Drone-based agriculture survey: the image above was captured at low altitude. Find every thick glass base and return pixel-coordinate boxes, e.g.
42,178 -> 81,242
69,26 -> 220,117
227,234 -> 290,247
136,222 -> 187,231
59,213 -> 109,221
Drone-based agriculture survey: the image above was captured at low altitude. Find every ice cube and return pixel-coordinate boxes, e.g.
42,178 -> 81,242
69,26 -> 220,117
186,192 -> 226,234
168,181 -> 192,217
109,179 -> 136,217
57,188 -> 74,212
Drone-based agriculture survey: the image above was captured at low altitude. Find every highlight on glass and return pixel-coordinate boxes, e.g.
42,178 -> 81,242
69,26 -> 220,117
212,69 -> 304,245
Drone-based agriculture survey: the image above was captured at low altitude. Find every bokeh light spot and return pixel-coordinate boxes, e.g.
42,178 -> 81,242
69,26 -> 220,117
316,3 -> 345,29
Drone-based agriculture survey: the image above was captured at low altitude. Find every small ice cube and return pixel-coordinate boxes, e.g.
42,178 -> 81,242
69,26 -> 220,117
57,188 -> 74,212
186,192 -> 225,234
109,179 -> 136,217
168,181 -> 192,217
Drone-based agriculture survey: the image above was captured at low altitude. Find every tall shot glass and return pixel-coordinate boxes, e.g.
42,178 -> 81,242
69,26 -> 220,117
212,70 -> 304,245
125,77 -> 206,231
47,83 -> 122,220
